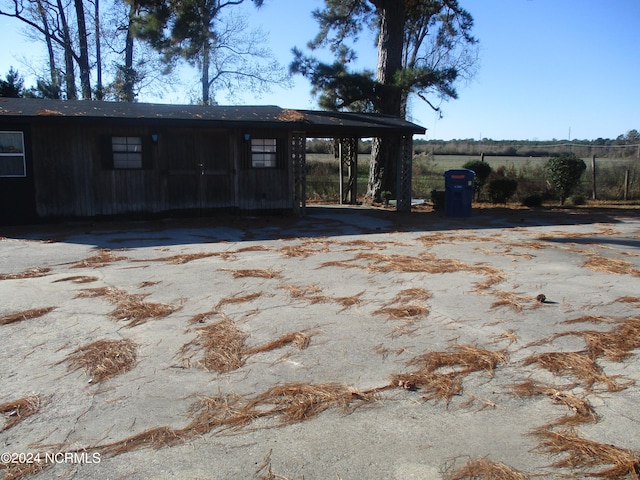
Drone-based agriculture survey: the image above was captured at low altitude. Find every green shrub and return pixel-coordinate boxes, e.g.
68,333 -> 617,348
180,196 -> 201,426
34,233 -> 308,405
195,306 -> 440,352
462,160 -> 492,199
487,178 -> 518,204
522,194 -> 543,208
545,153 -> 587,205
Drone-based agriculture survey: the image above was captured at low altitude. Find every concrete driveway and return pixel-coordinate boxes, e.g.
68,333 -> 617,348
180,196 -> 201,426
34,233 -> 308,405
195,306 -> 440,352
2,205 -> 640,479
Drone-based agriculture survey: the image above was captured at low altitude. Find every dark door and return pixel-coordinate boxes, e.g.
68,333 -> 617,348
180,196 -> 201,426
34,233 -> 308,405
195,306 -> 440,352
165,130 -> 235,213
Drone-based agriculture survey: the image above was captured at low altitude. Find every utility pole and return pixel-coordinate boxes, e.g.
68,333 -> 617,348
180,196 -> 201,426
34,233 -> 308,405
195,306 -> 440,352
591,154 -> 597,200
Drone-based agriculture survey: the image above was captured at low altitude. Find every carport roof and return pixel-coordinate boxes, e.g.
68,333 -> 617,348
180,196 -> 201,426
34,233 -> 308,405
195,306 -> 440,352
0,98 -> 425,137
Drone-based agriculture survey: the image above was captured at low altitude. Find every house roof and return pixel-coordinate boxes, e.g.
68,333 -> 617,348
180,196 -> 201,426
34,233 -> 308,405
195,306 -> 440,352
0,98 -> 425,137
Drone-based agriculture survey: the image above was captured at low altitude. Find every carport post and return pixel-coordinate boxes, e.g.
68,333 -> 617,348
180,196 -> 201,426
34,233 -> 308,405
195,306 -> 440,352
292,131 -> 307,216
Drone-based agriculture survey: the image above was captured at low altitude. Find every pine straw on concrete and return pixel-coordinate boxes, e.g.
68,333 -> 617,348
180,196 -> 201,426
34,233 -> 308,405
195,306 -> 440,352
531,428 -> 640,478
61,339 -> 138,383
318,252 -> 505,290
277,243 -> 329,258
488,290 -> 540,312
52,275 -> 99,284
279,284 -> 322,298
0,307 -> 57,326
280,284 -> 363,309
70,249 -> 127,268
182,315 -> 248,373
384,287 -> 432,305
509,380 -> 598,427
0,459 -> 51,480
93,382 -> 378,456
444,457 -> 529,480
562,315 -> 612,325
243,382 -> 377,425
220,268 -> 281,279
187,309 -> 220,325
76,287 -> 179,327
182,314 -> 312,371
373,304 -> 429,320
243,331 -> 312,355
522,351 -> 625,392
582,253 -> 640,277
215,292 -> 264,309
0,266 -> 51,280
141,251 -> 235,264
0,395 -> 41,431
552,318 -> 640,362
391,344 -> 509,404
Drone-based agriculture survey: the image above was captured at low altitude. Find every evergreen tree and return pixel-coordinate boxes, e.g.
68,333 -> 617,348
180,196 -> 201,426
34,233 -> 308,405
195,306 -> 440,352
291,0 -> 478,201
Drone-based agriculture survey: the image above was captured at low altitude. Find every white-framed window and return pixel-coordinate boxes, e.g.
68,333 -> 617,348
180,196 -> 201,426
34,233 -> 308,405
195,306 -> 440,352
251,138 -> 277,168
112,136 -> 143,169
0,131 -> 26,177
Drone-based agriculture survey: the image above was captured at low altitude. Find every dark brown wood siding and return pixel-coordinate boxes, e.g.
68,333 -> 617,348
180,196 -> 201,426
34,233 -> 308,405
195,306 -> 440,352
237,129 -> 292,212
26,122 -> 292,218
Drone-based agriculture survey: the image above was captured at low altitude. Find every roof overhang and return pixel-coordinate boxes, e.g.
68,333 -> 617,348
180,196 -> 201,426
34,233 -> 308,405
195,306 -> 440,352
0,98 -> 425,137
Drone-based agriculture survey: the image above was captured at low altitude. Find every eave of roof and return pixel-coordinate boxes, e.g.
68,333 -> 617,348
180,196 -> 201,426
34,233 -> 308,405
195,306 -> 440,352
0,98 -> 425,136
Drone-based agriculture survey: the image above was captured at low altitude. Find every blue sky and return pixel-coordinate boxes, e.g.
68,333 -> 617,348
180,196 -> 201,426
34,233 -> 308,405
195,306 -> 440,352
1,0 -> 639,140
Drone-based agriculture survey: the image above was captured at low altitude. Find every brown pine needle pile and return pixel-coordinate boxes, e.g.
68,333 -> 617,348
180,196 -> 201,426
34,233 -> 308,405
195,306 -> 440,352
93,382 -> 377,457
278,243 -> 328,258
280,284 -> 322,298
0,266 -> 51,280
70,249 -> 127,268
386,287 -> 432,305
583,254 -> 640,277
243,382 -> 377,425
523,352 -> 623,392
408,344 -> 509,376
188,316 -> 248,373
62,339 -> 138,383
0,306 -> 56,326
76,287 -> 179,327
0,395 -> 41,431
216,292 -> 264,309
144,251 -> 234,264
52,275 -> 99,284
532,428 -> 640,478
187,309 -> 220,325
444,457 -> 529,480
553,319 -> 640,362
244,331 -> 312,355
373,304 -> 429,319
1,459 -> 51,480
221,268 -> 281,279
98,426 -> 182,456
392,344 -> 508,404
509,381 -> 597,427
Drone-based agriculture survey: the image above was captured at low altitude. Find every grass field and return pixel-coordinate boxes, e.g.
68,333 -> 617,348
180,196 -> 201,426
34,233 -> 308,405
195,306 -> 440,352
305,153 -> 639,204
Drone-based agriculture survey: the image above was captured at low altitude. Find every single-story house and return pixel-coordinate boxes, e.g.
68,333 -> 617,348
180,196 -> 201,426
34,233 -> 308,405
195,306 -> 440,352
0,98 -> 425,223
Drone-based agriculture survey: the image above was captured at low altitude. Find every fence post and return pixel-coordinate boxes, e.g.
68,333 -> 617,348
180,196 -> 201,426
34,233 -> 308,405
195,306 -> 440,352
624,169 -> 630,201
591,154 -> 597,200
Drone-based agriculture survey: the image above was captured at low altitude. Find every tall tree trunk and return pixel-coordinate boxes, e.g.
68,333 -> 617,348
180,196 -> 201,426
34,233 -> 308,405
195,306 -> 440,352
57,0 -> 77,99
37,0 -> 60,88
122,2 -> 136,102
94,0 -> 103,100
366,0 -> 406,201
74,0 -> 92,99
201,42 -> 210,104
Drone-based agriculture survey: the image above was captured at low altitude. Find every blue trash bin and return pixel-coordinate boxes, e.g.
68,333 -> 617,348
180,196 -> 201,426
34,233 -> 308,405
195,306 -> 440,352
444,169 -> 475,217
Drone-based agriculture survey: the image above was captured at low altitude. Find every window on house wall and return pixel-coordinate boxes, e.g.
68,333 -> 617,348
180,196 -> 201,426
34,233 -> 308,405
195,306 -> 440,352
251,138 -> 277,168
0,131 -> 26,177
112,136 -> 143,169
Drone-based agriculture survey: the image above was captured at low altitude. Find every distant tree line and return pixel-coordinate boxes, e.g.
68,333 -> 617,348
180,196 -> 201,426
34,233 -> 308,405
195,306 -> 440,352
414,133 -> 640,158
